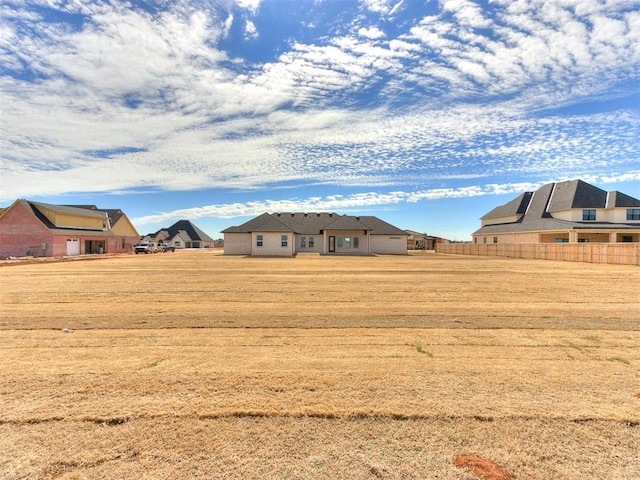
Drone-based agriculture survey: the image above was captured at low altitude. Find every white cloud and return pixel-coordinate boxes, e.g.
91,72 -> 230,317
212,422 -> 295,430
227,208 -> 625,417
361,0 -> 396,15
128,180 -> 548,226
236,0 -> 261,14
0,0 -> 638,206
358,26 -> 385,40
244,19 -> 258,39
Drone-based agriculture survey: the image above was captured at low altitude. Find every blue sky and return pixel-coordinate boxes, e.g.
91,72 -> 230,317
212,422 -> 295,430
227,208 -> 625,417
1,0 -> 639,240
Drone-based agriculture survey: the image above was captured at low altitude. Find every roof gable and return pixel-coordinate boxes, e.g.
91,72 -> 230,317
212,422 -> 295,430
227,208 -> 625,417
323,215 -> 370,231
165,220 -> 214,242
246,215 -> 292,232
221,213 -> 274,233
547,179 -> 607,211
357,216 -> 408,235
481,192 -> 533,220
222,212 -> 406,235
608,191 -> 640,208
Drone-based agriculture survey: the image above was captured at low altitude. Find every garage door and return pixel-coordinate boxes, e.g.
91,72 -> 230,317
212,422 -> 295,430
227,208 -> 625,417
66,238 -> 80,255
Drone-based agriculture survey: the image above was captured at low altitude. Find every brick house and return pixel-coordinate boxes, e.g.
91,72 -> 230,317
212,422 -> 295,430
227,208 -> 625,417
0,200 -> 140,258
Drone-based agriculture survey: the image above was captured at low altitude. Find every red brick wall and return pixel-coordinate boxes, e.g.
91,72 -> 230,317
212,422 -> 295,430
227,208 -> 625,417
0,202 -> 54,258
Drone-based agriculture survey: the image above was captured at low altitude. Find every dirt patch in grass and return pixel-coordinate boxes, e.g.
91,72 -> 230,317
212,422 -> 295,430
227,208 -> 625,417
454,454 -> 512,480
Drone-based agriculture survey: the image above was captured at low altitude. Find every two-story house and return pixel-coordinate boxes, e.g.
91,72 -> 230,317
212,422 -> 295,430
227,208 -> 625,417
472,180 -> 640,244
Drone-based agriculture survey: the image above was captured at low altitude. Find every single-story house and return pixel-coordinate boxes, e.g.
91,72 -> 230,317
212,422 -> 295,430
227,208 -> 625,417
0,200 -> 140,258
406,230 -> 427,250
222,212 -> 408,256
472,179 -> 640,244
146,220 -> 215,248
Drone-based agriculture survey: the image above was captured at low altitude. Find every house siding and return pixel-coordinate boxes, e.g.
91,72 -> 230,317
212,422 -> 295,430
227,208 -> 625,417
324,229 -> 369,254
370,235 -> 408,255
252,232 -> 294,256
294,234 -> 323,253
224,233 -> 252,255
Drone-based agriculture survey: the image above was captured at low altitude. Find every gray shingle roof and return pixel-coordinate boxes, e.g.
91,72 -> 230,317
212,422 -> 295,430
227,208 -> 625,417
547,179 -> 607,211
473,180 -> 640,236
481,191 -> 533,220
222,212 -> 407,236
324,215 -> 371,231
357,216 -> 408,235
221,213 -> 274,233
164,220 -> 214,242
609,191 -> 640,208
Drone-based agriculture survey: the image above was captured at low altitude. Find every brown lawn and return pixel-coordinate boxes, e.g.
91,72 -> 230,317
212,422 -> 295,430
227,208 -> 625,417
0,250 -> 638,479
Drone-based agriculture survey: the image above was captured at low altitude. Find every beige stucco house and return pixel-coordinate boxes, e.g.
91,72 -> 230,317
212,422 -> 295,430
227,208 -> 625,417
472,180 -> 640,244
222,212 -> 408,256
146,220 -> 215,249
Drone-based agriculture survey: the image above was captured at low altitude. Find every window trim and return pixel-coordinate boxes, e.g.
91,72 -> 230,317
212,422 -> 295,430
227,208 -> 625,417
627,208 -> 640,221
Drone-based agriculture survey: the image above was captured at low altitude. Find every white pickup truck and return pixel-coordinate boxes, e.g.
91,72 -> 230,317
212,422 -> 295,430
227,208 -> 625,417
134,242 -> 158,254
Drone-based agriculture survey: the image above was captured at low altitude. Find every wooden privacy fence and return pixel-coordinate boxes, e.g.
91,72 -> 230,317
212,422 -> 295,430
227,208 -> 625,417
436,242 -> 640,266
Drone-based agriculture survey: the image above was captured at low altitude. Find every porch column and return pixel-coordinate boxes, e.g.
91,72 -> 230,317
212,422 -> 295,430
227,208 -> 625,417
569,230 -> 579,243
609,231 -> 617,243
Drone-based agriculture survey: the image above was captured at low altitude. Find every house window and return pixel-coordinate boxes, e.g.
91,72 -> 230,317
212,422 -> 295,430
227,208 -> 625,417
578,238 -> 589,243
175,241 -> 181,247
256,235 -> 263,247
493,237 -> 498,244
627,209 -> 640,221
483,237 -> 487,244
344,237 -> 351,248
353,237 -> 359,248
308,236 -> 314,248
555,238 -> 568,243
621,236 -> 633,242
337,237 -> 343,248
300,236 -> 306,248
281,235 -> 288,247
121,238 -> 125,249
583,209 -> 596,221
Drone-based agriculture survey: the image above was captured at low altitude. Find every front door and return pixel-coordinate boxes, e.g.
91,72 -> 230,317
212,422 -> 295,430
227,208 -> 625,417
328,236 -> 335,253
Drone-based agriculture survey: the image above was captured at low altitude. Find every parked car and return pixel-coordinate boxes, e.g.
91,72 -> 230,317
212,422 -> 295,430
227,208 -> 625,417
135,242 -> 158,254
160,243 -> 175,252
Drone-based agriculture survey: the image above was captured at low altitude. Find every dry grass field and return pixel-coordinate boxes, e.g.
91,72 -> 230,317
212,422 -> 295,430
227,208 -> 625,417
1,250 -> 639,479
